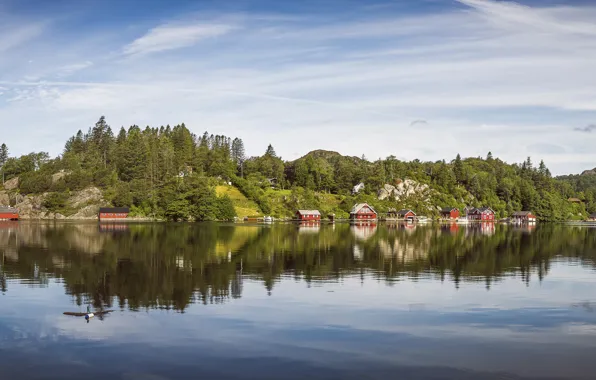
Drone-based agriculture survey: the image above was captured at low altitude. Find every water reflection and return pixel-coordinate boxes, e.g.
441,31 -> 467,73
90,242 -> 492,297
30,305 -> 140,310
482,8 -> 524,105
1,222 -> 595,312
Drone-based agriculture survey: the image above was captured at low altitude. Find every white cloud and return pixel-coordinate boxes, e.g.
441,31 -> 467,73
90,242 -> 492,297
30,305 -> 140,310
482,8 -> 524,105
123,23 -> 235,56
1,0 -> 595,174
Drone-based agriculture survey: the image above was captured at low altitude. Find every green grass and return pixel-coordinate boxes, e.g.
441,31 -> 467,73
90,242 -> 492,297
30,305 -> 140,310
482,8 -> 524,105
216,185 -> 261,218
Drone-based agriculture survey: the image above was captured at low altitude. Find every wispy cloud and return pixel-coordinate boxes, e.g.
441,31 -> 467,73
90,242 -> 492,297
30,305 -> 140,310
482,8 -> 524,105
123,23 -> 236,56
410,120 -> 428,127
1,0 -> 596,175
574,124 -> 596,133
0,23 -> 45,53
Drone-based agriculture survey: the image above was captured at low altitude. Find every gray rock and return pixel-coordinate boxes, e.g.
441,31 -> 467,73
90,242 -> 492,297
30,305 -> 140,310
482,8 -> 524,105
3,177 -> 19,190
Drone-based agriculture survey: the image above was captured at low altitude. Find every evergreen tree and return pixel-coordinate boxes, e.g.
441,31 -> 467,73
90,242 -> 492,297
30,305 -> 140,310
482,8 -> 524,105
265,144 -> 277,158
0,143 -> 8,168
454,154 -> 464,183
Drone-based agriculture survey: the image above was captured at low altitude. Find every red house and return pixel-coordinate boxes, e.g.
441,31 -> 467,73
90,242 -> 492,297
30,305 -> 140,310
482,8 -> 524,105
441,207 -> 460,219
350,203 -> 378,221
397,209 -> 416,221
511,211 -> 536,223
296,210 -> 321,221
0,207 -> 19,221
467,207 -> 495,221
98,207 -> 130,222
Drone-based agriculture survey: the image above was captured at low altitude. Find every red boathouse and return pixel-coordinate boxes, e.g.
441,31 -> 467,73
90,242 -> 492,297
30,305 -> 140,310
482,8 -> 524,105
350,203 -> 378,221
0,207 -> 19,221
441,207 -> 460,220
467,207 -> 495,221
512,211 -> 536,223
397,209 -> 416,222
296,210 -> 321,221
98,207 -> 130,222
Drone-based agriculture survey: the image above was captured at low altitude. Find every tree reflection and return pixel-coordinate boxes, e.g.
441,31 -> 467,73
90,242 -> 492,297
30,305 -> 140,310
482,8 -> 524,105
0,222 -> 595,311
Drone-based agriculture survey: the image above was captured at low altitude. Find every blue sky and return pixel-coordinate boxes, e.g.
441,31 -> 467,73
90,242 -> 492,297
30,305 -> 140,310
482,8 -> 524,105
0,0 -> 595,174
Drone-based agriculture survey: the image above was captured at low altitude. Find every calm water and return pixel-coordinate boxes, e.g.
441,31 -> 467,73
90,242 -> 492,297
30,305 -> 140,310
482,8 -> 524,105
1,222 -> 596,380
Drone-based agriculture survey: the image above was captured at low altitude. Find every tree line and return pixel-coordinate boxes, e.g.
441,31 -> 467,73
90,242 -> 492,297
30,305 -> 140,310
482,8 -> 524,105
0,116 -> 594,221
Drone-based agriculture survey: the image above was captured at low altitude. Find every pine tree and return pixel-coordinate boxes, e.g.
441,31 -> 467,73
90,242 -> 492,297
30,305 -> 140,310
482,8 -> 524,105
265,144 -> 277,158
0,144 -> 8,168
538,160 -> 547,176
0,143 -> 7,184
454,154 -> 464,183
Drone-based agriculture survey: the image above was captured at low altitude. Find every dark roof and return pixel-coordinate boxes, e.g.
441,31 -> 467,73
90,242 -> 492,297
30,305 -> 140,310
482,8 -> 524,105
441,207 -> 458,213
512,211 -> 533,216
99,207 -> 130,213
397,209 -> 416,216
590,213 -> 596,218
477,207 -> 494,213
0,207 -> 18,213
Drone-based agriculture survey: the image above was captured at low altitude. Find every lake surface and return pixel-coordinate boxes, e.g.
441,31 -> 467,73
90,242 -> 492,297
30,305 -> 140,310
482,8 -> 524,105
1,221 -> 596,380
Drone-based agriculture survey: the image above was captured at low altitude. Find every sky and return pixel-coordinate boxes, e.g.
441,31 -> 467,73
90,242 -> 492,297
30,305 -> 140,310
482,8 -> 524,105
0,0 -> 595,175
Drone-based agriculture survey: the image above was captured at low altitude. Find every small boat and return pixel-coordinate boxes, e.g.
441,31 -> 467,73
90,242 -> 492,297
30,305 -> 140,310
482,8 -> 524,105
455,218 -> 469,224
263,216 -> 273,223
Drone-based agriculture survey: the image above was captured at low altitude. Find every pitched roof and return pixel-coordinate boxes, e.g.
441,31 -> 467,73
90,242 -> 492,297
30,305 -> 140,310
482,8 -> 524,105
99,207 -> 130,213
0,207 -> 18,213
296,210 -> 321,215
351,203 -> 377,214
512,211 -> 533,216
477,207 -> 494,214
590,212 -> 596,218
441,207 -> 458,213
397,209 -> 416,216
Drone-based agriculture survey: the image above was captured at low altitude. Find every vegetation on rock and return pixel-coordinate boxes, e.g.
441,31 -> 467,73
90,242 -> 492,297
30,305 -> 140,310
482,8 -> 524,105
0,117 -> 593,221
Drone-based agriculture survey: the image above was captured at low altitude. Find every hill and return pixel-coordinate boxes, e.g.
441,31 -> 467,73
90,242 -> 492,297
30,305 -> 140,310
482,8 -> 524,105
0,117 -> 593,221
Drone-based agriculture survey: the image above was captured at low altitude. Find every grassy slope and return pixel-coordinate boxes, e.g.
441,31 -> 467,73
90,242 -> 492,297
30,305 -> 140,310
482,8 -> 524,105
216,185 -> 261,217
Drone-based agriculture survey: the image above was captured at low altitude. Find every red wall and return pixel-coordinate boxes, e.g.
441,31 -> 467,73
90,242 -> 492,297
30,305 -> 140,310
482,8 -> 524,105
0,213 -> 19,220
404,211 -> 415,219
99,213 -> 128,219
296,213 -> 321,221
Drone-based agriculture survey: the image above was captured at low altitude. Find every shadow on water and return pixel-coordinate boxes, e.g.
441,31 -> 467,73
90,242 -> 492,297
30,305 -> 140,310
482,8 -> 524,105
0,221 -> 595,312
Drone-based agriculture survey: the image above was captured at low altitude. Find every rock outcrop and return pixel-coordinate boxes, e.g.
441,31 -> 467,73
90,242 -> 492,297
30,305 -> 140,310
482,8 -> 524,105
378,179 -> 431,201
3,177 -> 19,190
14,187 -> 107,220
0,191 -> 9,206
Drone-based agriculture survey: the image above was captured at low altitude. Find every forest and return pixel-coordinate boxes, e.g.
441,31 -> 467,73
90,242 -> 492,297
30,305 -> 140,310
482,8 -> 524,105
0,116 -> 594,221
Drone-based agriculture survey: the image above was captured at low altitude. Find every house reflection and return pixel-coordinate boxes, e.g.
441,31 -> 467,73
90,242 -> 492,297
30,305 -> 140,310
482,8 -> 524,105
350,223 -> 377,241
298,222 -> 320,234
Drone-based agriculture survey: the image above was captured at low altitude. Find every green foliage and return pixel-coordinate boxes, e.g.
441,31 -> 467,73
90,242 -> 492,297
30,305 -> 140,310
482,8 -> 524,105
43,192 -> 69,212
216,195 -> 237,221
19,171 -> 52,194
4,116 -> 594,222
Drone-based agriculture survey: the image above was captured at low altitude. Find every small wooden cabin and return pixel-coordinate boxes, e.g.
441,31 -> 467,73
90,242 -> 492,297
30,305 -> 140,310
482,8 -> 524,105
440,207 -> 460,220
350,203 -> 377,221
98,207 -> 130,222
397,209 -> 416,221
467,207 -> 495,221
0,207 -> 19,221
296,210 -> 321,221
511,211 -> 536,223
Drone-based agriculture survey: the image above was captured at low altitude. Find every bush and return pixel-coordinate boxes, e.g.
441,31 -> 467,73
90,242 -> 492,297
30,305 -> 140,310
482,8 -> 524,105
43,192 -> 69,212
19,171 -> 52,194
216,195 -> 237,221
